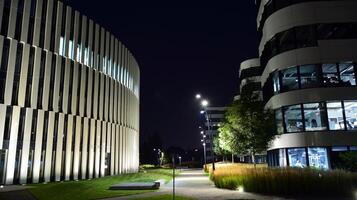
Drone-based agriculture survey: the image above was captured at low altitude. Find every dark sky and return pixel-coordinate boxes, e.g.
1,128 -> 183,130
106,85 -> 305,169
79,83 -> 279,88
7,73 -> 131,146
63,1 -> 259,150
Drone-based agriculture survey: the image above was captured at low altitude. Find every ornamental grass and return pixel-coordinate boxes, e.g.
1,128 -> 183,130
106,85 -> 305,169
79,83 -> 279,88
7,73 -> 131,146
209,163 -> 357,197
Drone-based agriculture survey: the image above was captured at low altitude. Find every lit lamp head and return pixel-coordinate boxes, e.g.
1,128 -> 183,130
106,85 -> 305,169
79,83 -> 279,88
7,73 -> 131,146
200,110 -> 205,114
201,100 -> 209,107
200,131 -> 204,134
195,94 -> 201,99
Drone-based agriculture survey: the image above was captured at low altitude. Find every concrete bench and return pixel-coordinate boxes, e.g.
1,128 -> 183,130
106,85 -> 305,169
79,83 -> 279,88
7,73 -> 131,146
109,181 -> 160,190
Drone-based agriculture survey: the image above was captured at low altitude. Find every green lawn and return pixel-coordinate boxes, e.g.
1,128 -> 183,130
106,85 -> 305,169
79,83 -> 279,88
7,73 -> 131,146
28,169 -> 176,200
133,194 -> 195,200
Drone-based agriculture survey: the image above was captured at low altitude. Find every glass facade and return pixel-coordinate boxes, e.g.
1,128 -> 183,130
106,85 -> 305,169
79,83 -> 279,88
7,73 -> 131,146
288,148 -> 307,168
300,64 -> 321,88
326,102 -> 344,130
275,109 -> 284,134
303,103 -> 327,131
308,147 -> 329,169
343,101 -> 357,130
261,22 -> 357,67
263,62 -> 357,102
275,100 -> 357,134
281,67 -> 298,91
283,105 -> 303,133
269,147 -> 331,169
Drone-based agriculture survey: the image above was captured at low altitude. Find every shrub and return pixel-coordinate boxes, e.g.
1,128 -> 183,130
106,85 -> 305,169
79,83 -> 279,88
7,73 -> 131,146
209,163 -> 357,197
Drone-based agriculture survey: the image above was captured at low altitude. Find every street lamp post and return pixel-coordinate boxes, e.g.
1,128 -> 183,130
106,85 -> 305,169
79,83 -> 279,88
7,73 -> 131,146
203,143 -> 207,166
195,94 -> 216,171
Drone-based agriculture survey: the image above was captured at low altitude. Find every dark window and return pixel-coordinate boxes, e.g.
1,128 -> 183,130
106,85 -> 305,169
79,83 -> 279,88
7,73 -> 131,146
58,58 -> 66,112
17,108 -> 26,143
14,0 -> 25,40
48,56 -> 57,110
295,25 -> 316,48
281,66 -> 299,91
27,0 -> 37,44
12,43 -> 24,105
0,0 -> 11,36
25,47 -> 35,107
3,106 -> 13,149
240,67 -> 263,81
277,29 -> 296,53
39,0 -> 48,48
37,51 -> 46,109
300,64 -> 321,89
61,5 -> 67,37
0,39 -> 11,103
68,61 -> 74,113
49,1 -> 58,51
76,65 -> 82,115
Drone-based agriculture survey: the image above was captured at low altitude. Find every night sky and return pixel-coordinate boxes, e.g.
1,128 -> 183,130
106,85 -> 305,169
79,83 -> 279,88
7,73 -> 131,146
63,1 -> 259,149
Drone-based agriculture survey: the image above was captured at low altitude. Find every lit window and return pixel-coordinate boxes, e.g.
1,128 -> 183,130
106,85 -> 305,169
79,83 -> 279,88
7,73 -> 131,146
273,71 -> 280,94
84,48 -> 89,66
308,147 -> 329,169
339,63 -> 356,86
68,40 -> 74,59
331,146 -> 348,152
283,104 -> 303,133
343,101 -> 357,130
326,101 -> 345,130
350,146 -> 357,151
322,64 -> 339,86
59,36 -> 66,56
303,103 -> 327,131
288,148 -> 307,168
76,44 -> 82,62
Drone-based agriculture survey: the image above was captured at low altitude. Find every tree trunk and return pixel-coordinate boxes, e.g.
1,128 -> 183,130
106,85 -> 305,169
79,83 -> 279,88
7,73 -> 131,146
251,153 -> 256,169
231,154 -> 234,163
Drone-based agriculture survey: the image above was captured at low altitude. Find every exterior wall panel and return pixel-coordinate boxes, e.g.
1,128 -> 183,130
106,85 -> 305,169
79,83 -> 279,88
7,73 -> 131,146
0,0 -> 139,185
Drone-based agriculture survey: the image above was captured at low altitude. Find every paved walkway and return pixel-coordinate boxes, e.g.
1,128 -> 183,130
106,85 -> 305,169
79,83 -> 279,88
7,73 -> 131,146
106,168 -> 294,200
0,185 -> 36,200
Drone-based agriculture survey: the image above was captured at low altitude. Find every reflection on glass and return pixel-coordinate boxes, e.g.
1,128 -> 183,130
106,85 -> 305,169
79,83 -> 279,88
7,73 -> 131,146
343,101 -> 357,130
284,105 -> 303,133
275,109 -> 284,134
288,148 -> 307,168
279,149 -> 287,167
327,101 -> 345,130
273,71 -> 280,94
308,147 -> 329,169
339,63 -> 356,86
332,146 -> 348,151
322,64 -> 339,86
281,67 -> 298,91
300,64 -> 321,88
303,103 -> 327,131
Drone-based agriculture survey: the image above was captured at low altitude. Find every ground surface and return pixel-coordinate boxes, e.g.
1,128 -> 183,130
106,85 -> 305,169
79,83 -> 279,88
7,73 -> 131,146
106,169 -> 355,200
1,169 -> 355,200
0,169 -> 174,200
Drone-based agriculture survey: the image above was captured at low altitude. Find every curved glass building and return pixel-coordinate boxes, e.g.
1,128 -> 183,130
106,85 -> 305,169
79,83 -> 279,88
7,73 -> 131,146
0,0 -> 140,184
250,0 -> 357,169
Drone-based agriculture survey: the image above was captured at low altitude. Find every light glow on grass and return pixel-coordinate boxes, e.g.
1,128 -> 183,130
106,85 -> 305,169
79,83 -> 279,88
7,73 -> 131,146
28,169 -> 176,200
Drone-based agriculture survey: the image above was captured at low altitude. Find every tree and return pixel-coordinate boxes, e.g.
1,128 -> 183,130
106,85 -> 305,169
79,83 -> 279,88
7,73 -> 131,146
213,135 -> 230,162
218,90 -> 276,166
